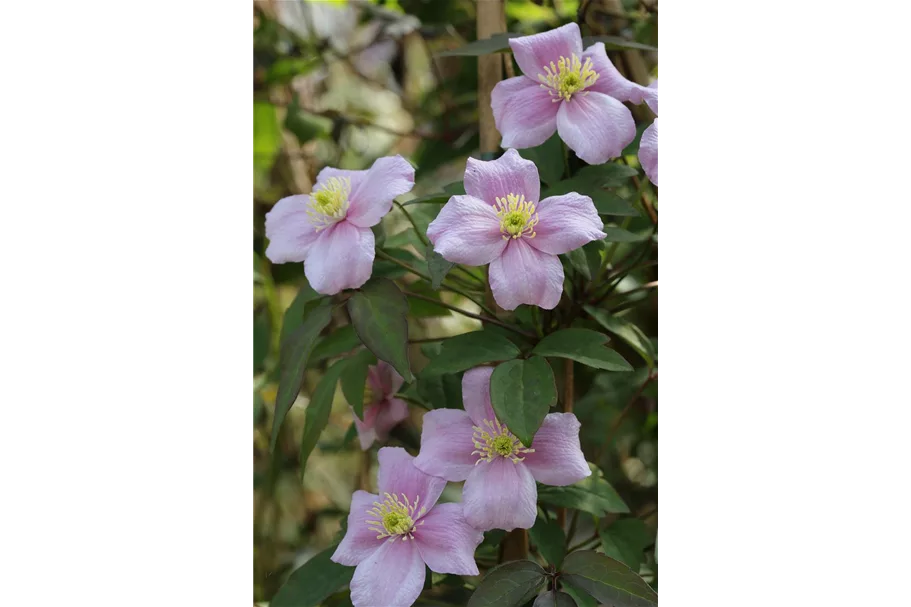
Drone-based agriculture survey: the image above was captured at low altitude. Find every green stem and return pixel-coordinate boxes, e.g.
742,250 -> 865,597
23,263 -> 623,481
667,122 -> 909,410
402,290 -> 534,338
394,393 -> 429,410
596,216 -> 633,282
392,200 -> 430,247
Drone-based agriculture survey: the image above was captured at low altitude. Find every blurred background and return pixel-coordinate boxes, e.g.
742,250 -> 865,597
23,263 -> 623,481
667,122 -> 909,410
254,1 -> 657,603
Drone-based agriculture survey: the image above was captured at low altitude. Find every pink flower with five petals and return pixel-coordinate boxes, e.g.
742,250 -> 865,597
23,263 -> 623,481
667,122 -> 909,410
638,80 -> 658,186
353,361 -> 410,450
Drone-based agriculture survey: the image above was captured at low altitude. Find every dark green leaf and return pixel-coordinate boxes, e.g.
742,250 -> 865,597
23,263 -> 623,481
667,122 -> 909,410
270,543 -> 354,607
565,248 -> 591,281
518,133 -> 564,186
592,191 -> 638,216
583,241 -> 603,280
599,519 -> 651,570
533,329 -> 633,371
529,517 -> 566,568
574,163 -> 639,185
467,560 -> 547,607
490,356 -> 557,446
254,308 -> 270,373
406,282 -> 452,318
581,35 -> 658,52
543,177 -> 637,217
271,300 -> 332,451
583,306 -> 656,368
533,591 -> 577,607
603,227 -> 649,243
311,325 -> 362,363
416,368 -> 464,409
443,181 -> 466,195
425,244 -> 455,290
373,248 -> 423,280
538,464 -> 629,516
347,278 -> 413,382
561,550 -> 657,607
439,32 -> 520,56
279,284 -> 320,348
299,358 -> 348,474
423,331 -> 520,375
340,349 -> 376,420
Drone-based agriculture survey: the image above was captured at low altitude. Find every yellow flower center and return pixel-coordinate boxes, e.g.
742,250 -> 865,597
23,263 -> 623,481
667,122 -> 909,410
537,53 -> 600,102
362,384 -> 377,406
472,418 -> 535,464
495,193 -> 539,240
366,493 -> 426,541
307,177 -> 351,231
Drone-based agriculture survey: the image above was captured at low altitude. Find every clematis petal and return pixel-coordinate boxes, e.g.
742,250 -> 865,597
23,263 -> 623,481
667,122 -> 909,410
264,194 -> 321,263
304,221 -> 374,295
414,409 -> 478,481
353,404 -> 381,450
373,398 -> 409,440
461,366 -> 496,426
315,166 -> 367,192
462,459 -> 537,531
582,42 -> 655,105
556,91 -> 636,164
489,239 -> 564,311
414,503 -> 483,576
509,22 -> 583,81
346,155 -> 415,228
368,361 -> 404,398
464,148 -> 540,205
522,413 -> 591,486
645,80 -> 658,114
331,490 -> 384,565
528,192 -> 605,255
639,119 -> 658,186
349,537 -> 425,607
426,195 -> 507,265
377,447 -> 446,515
491,77 -> 560,150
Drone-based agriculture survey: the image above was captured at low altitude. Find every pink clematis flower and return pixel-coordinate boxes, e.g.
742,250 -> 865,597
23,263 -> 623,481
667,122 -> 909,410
638,81 -> 658,186
492,22 -> 655,164
426,148 -> 604,310
414,367 -> 590,532
265,155 -> 414,295
352,361 -> 410,450
332,447 -> 483,607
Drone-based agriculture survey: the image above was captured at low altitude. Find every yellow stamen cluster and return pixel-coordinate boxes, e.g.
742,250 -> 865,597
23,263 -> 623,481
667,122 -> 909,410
494,193 -> 539,240
307,177 -> 351,231
537,53 -> 599,102
366,493 -> 426,541
471,418 -> 535,465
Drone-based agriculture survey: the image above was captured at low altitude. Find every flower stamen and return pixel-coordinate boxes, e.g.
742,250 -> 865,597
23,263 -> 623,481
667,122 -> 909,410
307,177 -> 351,231
365,492 -> 427,542
471,418 -> 535,465
537,53 -> 599,103
494,193 -> 539,240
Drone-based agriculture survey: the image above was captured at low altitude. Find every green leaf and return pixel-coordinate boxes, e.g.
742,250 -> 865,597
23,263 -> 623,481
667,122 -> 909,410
311,325 -> 362,363
279,284 -> 320,348
490,356 -> 557,446
533,329 -> 633,371
299,358 -> 348,473
561,550 -> 657,607
426,244 -> 455,290
583,306 -> 656,368
438,32 -> 520,56
340,349 -> 376,420
537,464 -> 629,516
253,101 -> 281,189
565,248 -> 591,281
347,278 -> 413,382
265,57 -> 320,85
518,133 -> 564,186
529,517 -> 566,568
581,35 -> 658,52
533,591 -> 577,607
270,543 -> 354,607
603,227 -> 649,243
543,177 -> 637,217
574,163 -> 639,185
253,308 -> 270,373
416,368 -> 464,410
599,519 -> 651,570
467,560 -> 547,607
583,241 -> 603,280
271,299 -> 332,451
592,191 -> 638,216
284,95 -> 332,144
423,331 -> 520,375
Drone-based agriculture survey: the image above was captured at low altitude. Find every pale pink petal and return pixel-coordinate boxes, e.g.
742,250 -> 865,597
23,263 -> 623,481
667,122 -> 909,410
509,22 -> 583,81
304,221 -> 374,295
264,195 -> 321,263
349,537 -> 425,607
378,360 -> 405,396
461,367 -> 496,426
414,409 -> 478,481
331,490 -> 384,565
492,77 -> 559,150
639,119 -> 658,186
315,166 -> 367,192
353,404 -> 381,450
414,503 -> 483,575
645,79 -> 658,114
347,155 -> 415,228
377,447 -> 446,515
522,413 -> 591,486
528,192 -> 605,255
582,42 -> 654,105
426,195 -> 507,266
373,398 -> 409,439
556,91 -> 636,164
366,365 -> 385,399
462,459 -> 537,531
464,148 -> 540,204
489,239 -> 564,311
